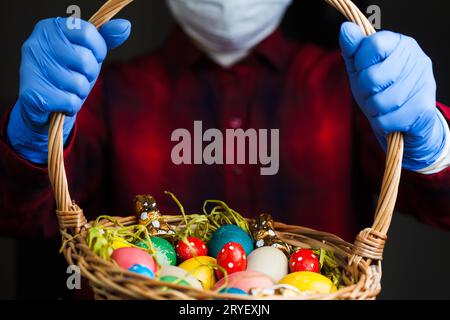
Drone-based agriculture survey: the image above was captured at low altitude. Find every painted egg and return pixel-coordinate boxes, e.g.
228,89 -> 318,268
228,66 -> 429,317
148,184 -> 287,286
175,237 -> 208,262
247,246 -> 288,282
289,249 -> 320,273
158,266 -> 202,289
216,242 -> 247,279
111,247 -> 158,273
208,225 -> 254,257
178,256 -> 217,290
137,237 -> 177,266
278,271 -> 337,294
128,264 -> 155,279
249,284 -> 303,298
136,240 -> 147,249
111,239 -> 133,250
214,271 -> 274,293
219,287 -> 248,295
160,275 -> 191,287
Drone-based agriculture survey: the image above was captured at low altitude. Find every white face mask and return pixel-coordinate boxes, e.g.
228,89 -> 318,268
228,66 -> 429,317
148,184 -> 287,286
167,0 -> 292,66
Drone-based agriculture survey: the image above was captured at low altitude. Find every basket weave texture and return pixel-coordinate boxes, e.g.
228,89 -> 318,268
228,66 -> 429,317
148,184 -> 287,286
48,0 -> 404,300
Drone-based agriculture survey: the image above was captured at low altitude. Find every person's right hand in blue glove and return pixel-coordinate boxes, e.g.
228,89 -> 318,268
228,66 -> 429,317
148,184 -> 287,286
7,17 -> 131,164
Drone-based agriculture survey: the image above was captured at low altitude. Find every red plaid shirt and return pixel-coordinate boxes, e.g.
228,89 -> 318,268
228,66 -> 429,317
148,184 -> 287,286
1,27 -> 450,242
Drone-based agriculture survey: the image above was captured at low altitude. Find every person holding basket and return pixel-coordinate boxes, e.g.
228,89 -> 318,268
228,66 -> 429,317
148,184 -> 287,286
0,0 -> 449,298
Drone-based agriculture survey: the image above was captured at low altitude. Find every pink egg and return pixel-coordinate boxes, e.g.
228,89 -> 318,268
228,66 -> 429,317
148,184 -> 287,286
111,247 -> 157,272
213,271 -> 274,293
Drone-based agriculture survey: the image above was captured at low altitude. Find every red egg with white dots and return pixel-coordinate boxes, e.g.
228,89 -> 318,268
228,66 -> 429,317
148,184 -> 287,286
176,237 -> 208,262
215,242 -> 247,279
289,249 -> 320,273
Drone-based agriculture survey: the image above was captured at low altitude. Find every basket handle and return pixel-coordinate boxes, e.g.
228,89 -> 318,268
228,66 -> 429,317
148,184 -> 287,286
325,0 -> 404,266
48,0 -> 133,234
48,0 -> 403,262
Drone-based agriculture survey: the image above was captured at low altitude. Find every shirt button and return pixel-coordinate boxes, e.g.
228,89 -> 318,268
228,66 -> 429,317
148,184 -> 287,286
229,117 -> 242,129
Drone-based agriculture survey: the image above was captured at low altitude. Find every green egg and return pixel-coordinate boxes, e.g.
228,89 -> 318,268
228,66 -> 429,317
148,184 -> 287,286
136,237 -> 177,267
160,275 -> 191,287
136,240 -> 150,250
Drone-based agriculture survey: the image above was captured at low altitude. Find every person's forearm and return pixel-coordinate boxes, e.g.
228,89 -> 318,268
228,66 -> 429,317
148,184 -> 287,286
398,166 -> 450,230
356,103 -> 450,230
0,108 -> 69,238
0,77 -> 108,238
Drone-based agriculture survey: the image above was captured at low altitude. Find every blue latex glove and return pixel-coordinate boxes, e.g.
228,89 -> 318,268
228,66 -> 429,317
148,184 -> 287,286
339,22 -> 447,171
7,17 -> 131,164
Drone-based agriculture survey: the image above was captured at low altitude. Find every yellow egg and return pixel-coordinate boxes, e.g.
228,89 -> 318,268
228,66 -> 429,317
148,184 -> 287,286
179,256 -> 217,290
111,239 -> 133,250
278,272 -> 336,295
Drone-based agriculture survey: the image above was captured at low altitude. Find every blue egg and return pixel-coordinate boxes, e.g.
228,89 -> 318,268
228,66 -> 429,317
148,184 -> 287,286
220,287 -> 248,295
129,264 -> 155,279
208,224 -> 254,257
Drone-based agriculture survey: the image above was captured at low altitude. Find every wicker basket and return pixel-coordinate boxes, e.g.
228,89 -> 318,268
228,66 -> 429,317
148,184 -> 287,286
47,0 -> 404,300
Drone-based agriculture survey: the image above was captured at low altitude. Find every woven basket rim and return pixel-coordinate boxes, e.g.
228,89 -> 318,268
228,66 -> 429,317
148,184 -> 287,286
61,215 -> 381,300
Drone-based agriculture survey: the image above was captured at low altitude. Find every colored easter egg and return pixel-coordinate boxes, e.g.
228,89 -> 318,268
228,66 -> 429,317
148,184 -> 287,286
179,256 -> 217,290
159,266 -> 203,289
136,240 -> 148,249
278,271 -> 336,294
138,237 -> 177,266
152,237 -> 177,266
111,239 -> 133,250
219,287 -> 248,295
128,264 -> 155,279
247,246 -> 288,282
208,225 -> 254,257
175,237 -> 208,262
160,275 -> 191,287
216,242 -> 247,279
289,249 -> 320,273
214,271 -> 274,293
111,247 -> 157,273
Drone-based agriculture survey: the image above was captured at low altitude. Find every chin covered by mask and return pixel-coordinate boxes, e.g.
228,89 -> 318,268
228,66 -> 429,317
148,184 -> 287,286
167,0 -> 293,67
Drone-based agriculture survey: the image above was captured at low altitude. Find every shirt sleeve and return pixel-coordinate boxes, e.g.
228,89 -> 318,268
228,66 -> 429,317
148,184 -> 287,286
0,78 -> 108,239
416,109 -> 450,174
357,102 -> 450,230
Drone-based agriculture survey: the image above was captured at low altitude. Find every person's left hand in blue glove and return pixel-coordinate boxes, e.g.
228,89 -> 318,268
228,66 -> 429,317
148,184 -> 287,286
339,22 -> 449,173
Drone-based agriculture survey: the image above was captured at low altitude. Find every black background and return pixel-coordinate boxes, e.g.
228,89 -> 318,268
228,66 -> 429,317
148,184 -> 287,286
1,0 -> 450,299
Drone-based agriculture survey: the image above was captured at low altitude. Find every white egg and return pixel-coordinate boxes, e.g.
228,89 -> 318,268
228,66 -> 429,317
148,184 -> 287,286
247,246 -> 288,282
158,265 -> 203,289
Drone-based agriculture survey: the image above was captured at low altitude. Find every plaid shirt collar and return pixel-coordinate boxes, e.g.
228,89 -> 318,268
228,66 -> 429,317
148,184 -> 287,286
160,25 -> 298,74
